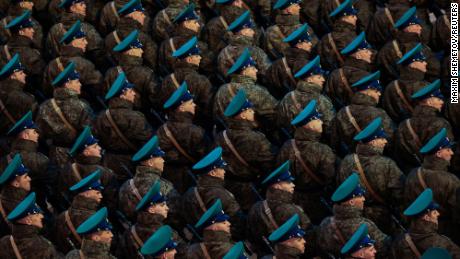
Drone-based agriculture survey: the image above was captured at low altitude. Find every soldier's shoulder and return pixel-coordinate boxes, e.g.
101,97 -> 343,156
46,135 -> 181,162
64,249 -> 80,258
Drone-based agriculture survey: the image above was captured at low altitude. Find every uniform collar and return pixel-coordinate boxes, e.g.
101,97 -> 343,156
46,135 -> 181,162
422,154 -> 450,171
226,117 -> 257,130
60,12 -> 84,25
12,224 -> 41,239
409,218 -> 438,234
344,57 -> 373,72
413,104 -> 439,118
355,143 -> 383,156
296,81 -> 323,94
72,194 -> 100,211
108,97 -> 134,110
167,110 -> 194,123
0,78 -> 25,90
135,165 -> 162,179
266,187 -> 293,203
136,211 -> 165,228
11,139 -> 38,153
53,87 -> 80,100
396,31 -> 421,43
230,74 -> 256,84
75,155 -> 102,165
60,45 -> 85,57
118,16 -> 143,31
80,239 -> 112,258
275,14 -> 299,26
0,184 -> 28,202
8,35 -> 34,48
333,203 -> 363,219
294,127 -> 322,142
119,54 -> 143,68
350,92 -> 378,107
197,174 -> 225,187
202,229 -> 232,243
229,35 -> 254,47
275,243 -> 304,259
400,66 -> 426,81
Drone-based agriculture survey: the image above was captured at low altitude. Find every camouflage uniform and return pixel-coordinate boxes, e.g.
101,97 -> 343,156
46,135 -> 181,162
52,195 -> 100,254
151,0 -> 188,43
317,204 -> 390,258
186,230 -> 233,259
65,239 -> 116,258
247,187 -> 312,256
338,143 -> 406,235
0,185 -> 28,236
276,128 -> 337,224
0,5 -> 43,50
98,0 -> 152,36
213,118 -> 278,211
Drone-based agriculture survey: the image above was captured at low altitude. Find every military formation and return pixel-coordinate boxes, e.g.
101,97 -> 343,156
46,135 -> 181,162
0,0 -> 458,257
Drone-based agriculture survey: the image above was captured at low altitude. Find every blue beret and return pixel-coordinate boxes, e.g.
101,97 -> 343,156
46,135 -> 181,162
329,0 -> 358,18
353,117 -> 387,143
411,79 -> 444,100
294,56 -> 326,79
331,173 -> 366,203
69,126 -> 99,157
422,248 -> 452,259
397,43 -> 426,66
105,72 -> 135,101
224,89 -> 254,117
69,169 -> 104,193
192,147 -> 227,174
5,10 -> 34,32
283,24 -> 312,46
291,99 -> 322,127
341,224 -> 375,255
0,153 -> 29,185
163,81 -> 194,110
394,7 -> 421,29
118,0 -> 144,16
420,128 -> 454,154
227,48 -> 256,76
141,225 -> 178,256
173,4 -> 198,23
113,30 -> 143,52
51,62 -> 80,87
404,188 -> 440,217
7,110 -> 36,136
351,71 -> 382,92
195,199 -> 230,230
0,53 -> 25,79
60,20 -> 86,45
223,242 -> 249,259
76,207 -> 113,235
269,214 -> 305,243
172,36 -> 200,59
7,192 -> 42,222
136,181 -> 166,211
228,11 -> 254,33
132,135 -> 165,162
262,161 -> 294,186
58,0 -> 84,9
273,0 -> 301,10
341,32 -> 372,56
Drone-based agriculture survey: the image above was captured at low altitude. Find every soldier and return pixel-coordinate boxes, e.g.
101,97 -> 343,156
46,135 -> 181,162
140,225 -> 180,258
52,170 -> 103,254
393,79 -> 453,173
0,193 -> 59,258
247,161 -> 311,256
186,199 -> 233,258
65,207 -> 116,258
391,189 -> 460,258
324,32 -> 375,108
338,117 -> 405,235
277,100 -> 337,224
182,147 -> 245,239
382,43 -> 431,123
99,0 -> 152,36
404,128 -> 460,242
151,0 -> 189,43
430,10 -> 450,54
316,0 -> 358,71
157,82 -> 211,194
104,0 -> 157,70
329,71 -> 394,156
262,214 -> 307,259
58,126 -> 118,211
214,89 -> 277,211
118,135 -> 180,223
43,20 -> 103,101
36,62 -> 93,167
320,0 -> 374,33
0,154 -> 30,236
2,11 -> 45,87
317,173 -> 390,258
223,241 -> 250,259
264,23 -> 313,98
118,181 -> 186,259
376,7 -> 440,85
92,72 -> 154,183
340,224 -> 377,259
276,56 -> 335,136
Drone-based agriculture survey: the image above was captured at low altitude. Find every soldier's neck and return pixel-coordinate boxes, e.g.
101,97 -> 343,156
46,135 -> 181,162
202,229 -> 232,243
399,67 -> 425,81
12,224 -> 41,238
60,45 -> 84,57
422,155 -> 450,171
80,239 -> 112,257
409,218 -> 438,234
275,243 -> 303,259
136,211 -> 165,228
167,111 -> 194,123
75,154 -> 102,165
266,187 -> 293,203
294,127 -> 321,142
275,14 -> 299,26
350,92 -> 378,107
343,57 -> 372,72
396,31 -> 421,43
72,195 -> 100,211
413,104 -> 439,118
332,203 -> 363,219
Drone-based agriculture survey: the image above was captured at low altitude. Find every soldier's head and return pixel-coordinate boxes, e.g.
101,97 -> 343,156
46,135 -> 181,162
0,154 -> 31,191
119,0 -> 146,26
132,136 -> 166,172
411,80 -> 444,112
354,117 -> 388,150
105,72 -> 138,104
70,170 -> 104,204
174,4 -> 200,33
0,53 -> 26,84
329,0 -> 358,26
141,226 -> 178,259
69,126 -> 102,160
269,214 -> 306,254
351,71 -> 382,103
7,111 -> 39,143
113,30 -> 144,58
77,207 -> 114,244
7,193 -> 45,229
291,100 -> 323,134
52,62 -> 82,94
13,0 -> 34,11
195,199 -> 231,234
420,128 -> 454,162
227,48 -> 258,80
398,43 -> 427,73
341,32 -> 374,64
228,11 -> 255,39
136,181 -> 169,218
284,24 -> 313,53
6,11 -> 35,40
216,0 -> 244,8
341,224 -> 376,259
60,20 -> 88,52
224,89 -> 255,122
59,0 -> 86,16
294,56 -> 326,87
332,173 -> 366,210
193,147 -> 227,180
404,189 -> 441,226
395,7 -> 422,36
163,81 -> 197,116
274,0 -> 301,16
262,161 -> 295,194
172,37 -> 201,67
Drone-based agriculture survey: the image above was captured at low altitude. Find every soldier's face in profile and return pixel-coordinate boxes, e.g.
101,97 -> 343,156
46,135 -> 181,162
209,168 -> 225,179
13,173 -> 31,191
285,3 -> 300,16
436,147 -> 454,161
351,245 -> 376,259
409,60 -> 427,73
149,156 -> 165,172
341,14 -> 358,26
423,209 -> 440,225
304,119 -> 323,133
70,1 -> 87,17
185,54 -> 202,66
81,189 -> 103,203
241,66 -> 258,80
208,220 -> 231,233
232,0 -> 244,8
148,202 -> 169,218
238,28 -> 255,39
21,128 -> 39,143
83,143 -> 102,158
128,11 -> 146,26
404,24 -> 422,36
361,88 -> 381,103
283,237 -> 306,254
18,1 -> 34,10
183,19 -> 201,33
274,181 -> 295,194
26,212 -> 44,229
295,41 -> 313,53
306,74 -> 325,87
354,49 -> 373,64
11,70 -> 27,84
71,37 -> 88,52
179,99 -> 196,115
348,195 -> 365,210
368,138 -> 387,149
161,249 -> 177,259
19,27 -> 35,40
66,79 -> 82,95
126,47 -> 144,57
121,88 -> 137,103
91,230 -> 114,244
425,96 -> 444,112
238,108 -> 255,122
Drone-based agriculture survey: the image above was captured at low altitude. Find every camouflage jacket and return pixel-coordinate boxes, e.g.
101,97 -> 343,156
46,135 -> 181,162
0,6 -> 43,50
65,239 -> 115,259
186,230 -> 233,259
261,244 -> 304,259
320,0 -> 374,33
151,1 -> 187,43
0,185 -> 28,236
98,0 -> 152,36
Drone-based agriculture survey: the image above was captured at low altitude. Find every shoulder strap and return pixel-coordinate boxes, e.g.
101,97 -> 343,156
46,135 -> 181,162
199,243 -> 212,259
384,7 -> 395,26
262,200 -> 279,229
338,68 -> 353,95
169,38 -> 176,52
0,98 -> 16,124
55,57 -> 65,72
105,109 -> 137,151
416,167 -> 428,189
327,33 -> 344,65
392,40 -> 403,58
404,233 -> 422,258
193,187 -> 207,212
50,98 -> 78,136
79,250 -> 85,259
129,179 -> 142,201
222,47 -> 235,66
0,199 -> 10,226
3,19 -> 10,37
405,119 -> 422,148
112,31 -> 121,44
170,73 -> 180,88
345,106 -> 361,132
65,210 -> 82,244
130,225 -> 144,249
9,235 -> 23,259
71,163 -> 82,181
110,2 -> 119,19
290,140 -> 325,185
3,45 -> 11,60
116,66 -> 123,74
394,81 -> 414,113
442,14 -> 449,27
289,92 -> 301,112
353,154 -> 385,204
330,217 -> 346,245
161,9 -> 172,26
219,16 -> 229,30
281,57 -> 296,87
223,130 -> 252,169
162,123 -> 196,162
